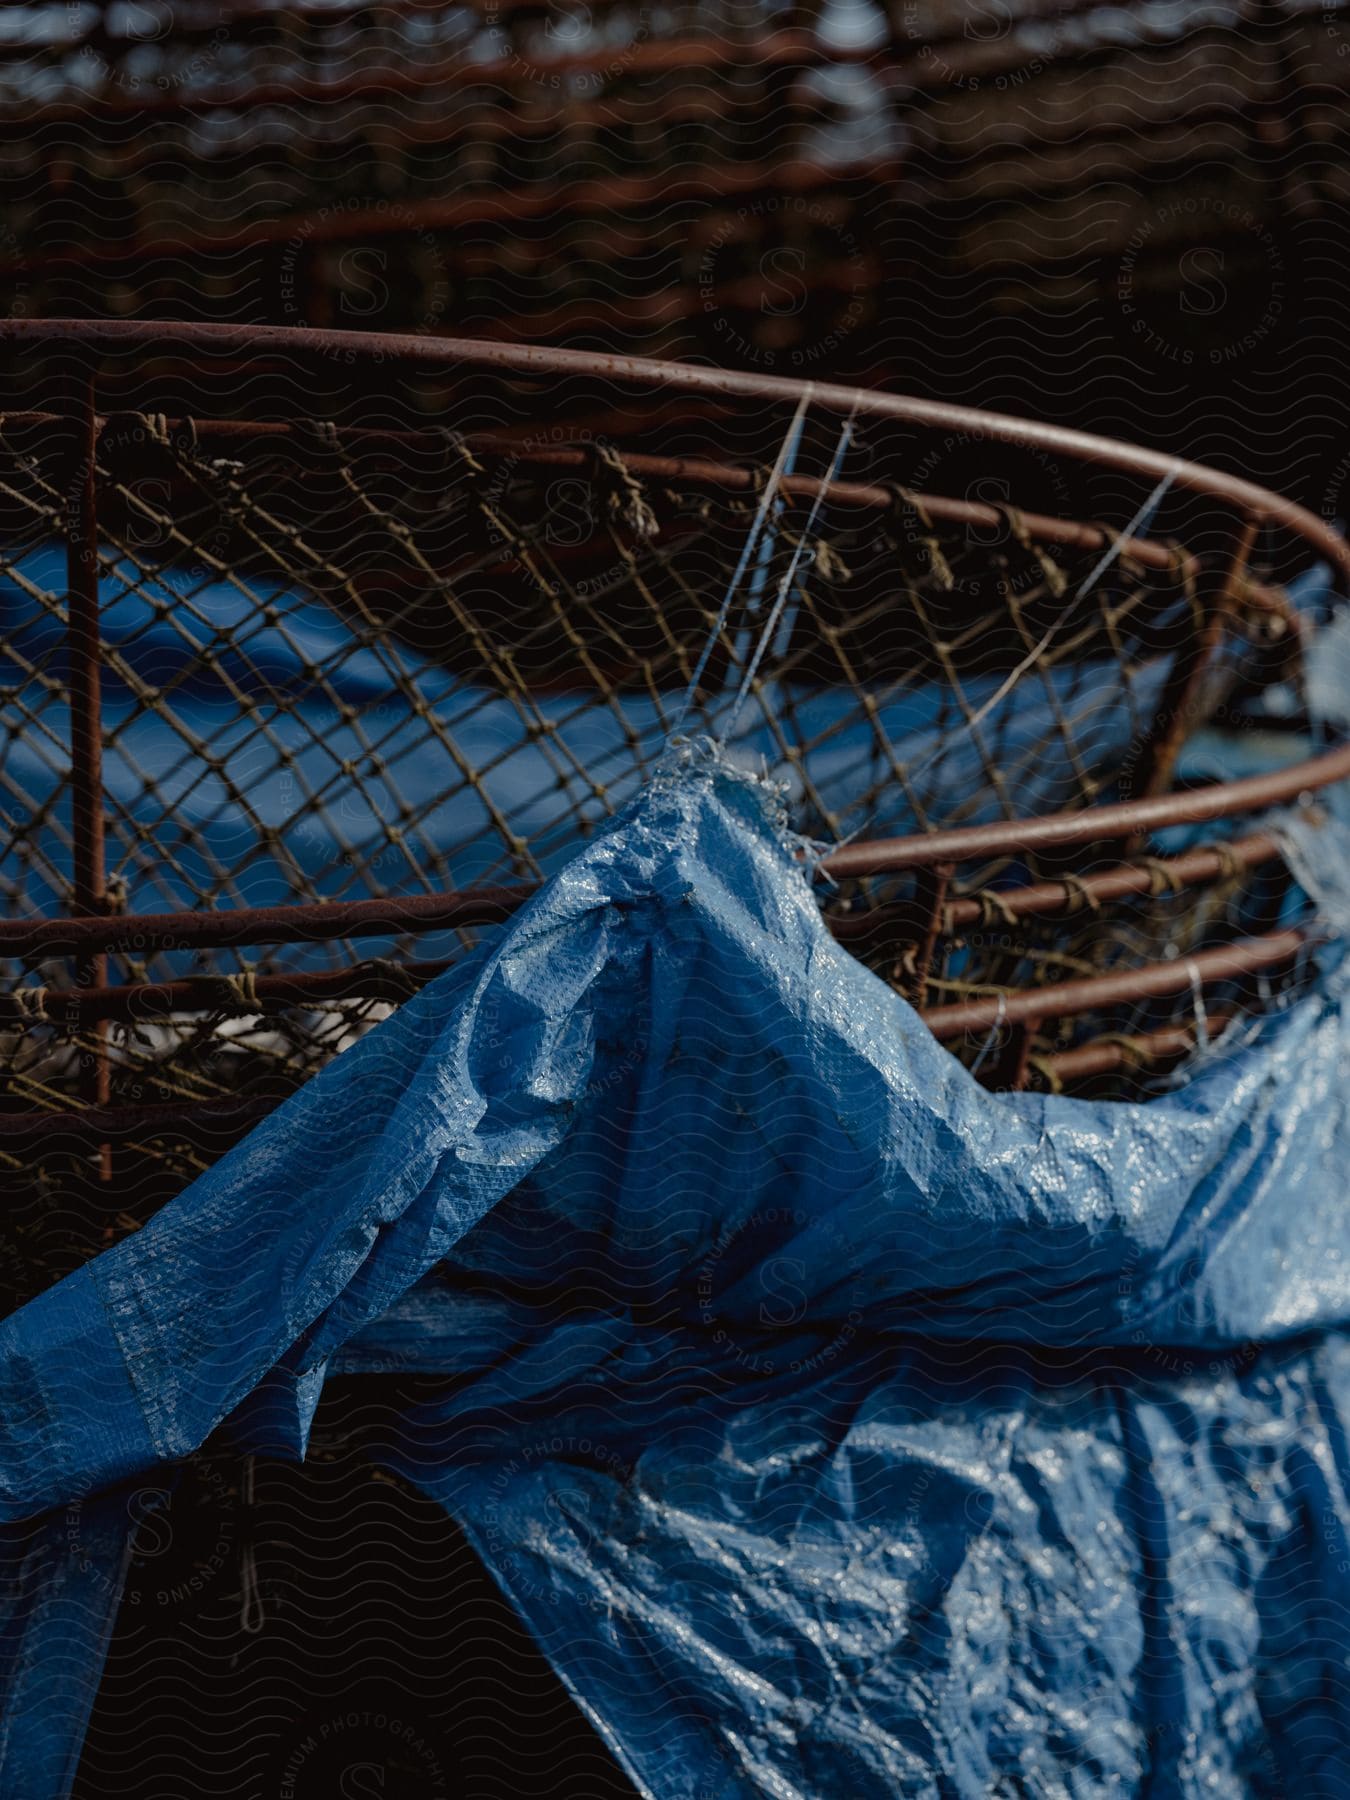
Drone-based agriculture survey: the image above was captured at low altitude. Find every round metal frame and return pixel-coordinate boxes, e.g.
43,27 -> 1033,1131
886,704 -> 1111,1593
1,318 -> 1347,1153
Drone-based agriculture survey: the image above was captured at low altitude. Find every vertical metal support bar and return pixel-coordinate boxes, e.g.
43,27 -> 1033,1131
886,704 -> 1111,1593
904,861 -> 952,1008
1126,510 -> 1261,802
64,375 -> 110,1176
67,379 -> 103,920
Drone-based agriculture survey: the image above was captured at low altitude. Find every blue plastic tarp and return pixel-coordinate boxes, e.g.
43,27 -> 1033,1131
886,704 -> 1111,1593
5,740 -> 1350,1795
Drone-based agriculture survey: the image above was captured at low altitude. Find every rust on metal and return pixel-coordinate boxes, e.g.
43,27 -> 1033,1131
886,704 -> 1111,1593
0,320 -> 1342,1150
824,743 -> 1350,880
898,862 -> 953,1007
2,411 -> 1192,576
0,928 -> 1306,1145
4,321 -> 1345,588
1125,511 -> 1262,802
0,885 -> 528,961
828,829 -> 1283,942
923,928 -> 1310,1041
0,407 -> 1302,625
1030,1010 -> 1239,1085
62,372 -> 111,1174
1,773 -> 1342,970
65,377 -> 104,924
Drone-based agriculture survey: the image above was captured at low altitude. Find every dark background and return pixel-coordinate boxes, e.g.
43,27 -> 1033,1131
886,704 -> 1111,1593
3,0 -> 1348,512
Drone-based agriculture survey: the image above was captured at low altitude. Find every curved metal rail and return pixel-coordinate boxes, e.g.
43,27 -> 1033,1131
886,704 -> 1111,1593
4,319 -> 1346,580
1,320 -> 1345,1148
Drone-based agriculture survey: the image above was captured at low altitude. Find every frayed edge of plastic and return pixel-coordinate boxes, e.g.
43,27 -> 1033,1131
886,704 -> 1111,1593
1268,794 -> 1350,949
659,734 -> 833,876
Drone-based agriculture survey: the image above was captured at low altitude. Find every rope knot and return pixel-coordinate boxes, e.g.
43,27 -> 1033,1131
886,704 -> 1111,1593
1211,842 -> 1243,882
886,486 -> 955,591
1141,856 -> 1183,897
14,985 -> 48,1024
974,889 -> 1019,929
1057,873 -> 1101,917
593,442 -> 659,541
811,539 -> 850,583
222,971 -> 260,1011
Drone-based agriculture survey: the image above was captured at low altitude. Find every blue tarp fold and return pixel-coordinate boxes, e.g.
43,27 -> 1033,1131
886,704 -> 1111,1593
5,741 -> 1350,1795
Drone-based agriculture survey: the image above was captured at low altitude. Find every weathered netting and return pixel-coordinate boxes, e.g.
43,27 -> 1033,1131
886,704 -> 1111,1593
836,837 -> 1309,1083
0,409 -> 1219,919
0,394 -> 1314,1234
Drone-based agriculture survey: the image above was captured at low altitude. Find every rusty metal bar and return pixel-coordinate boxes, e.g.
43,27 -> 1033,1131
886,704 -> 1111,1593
159,423 -> 1192,569
6,321 -> 1345,591
924,928 -> 1309,1042
901,862 -> 952,1006
0,402 -> 1290,623
1124,512 -> 1262,802
945,833 -> 1280,929
2,765 -> 1342,969
27,406 -> 1197,583
62,372 -> 111,1176
65,381 -> 103,925
1029,1011 -> 1241,1087
0,932 -> 1311,1147
0,157 -> 895,277
823,742 -> 1350,880
11,92 -> 1310,224
0,959 -> 453,1026
827,829 -> 1284,944
0,884 -> 526,962
0,1010 -> 1240,1144
0,899 -> 1315,1038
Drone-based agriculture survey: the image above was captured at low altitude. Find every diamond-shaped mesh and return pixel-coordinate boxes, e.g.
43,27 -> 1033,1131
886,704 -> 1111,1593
0,407 -> 1205,922
0,392 -> 1304,1225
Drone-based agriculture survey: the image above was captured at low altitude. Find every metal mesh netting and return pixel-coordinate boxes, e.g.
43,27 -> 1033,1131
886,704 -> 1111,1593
0,409 -> 1210,919
0,390 -> 1313,1232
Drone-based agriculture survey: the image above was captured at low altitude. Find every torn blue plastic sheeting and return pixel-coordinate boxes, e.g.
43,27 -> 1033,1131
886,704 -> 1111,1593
5,745 -> 1350,1795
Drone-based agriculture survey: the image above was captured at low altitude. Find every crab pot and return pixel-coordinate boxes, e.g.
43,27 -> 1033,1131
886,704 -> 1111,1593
0,320 -> 1346,1304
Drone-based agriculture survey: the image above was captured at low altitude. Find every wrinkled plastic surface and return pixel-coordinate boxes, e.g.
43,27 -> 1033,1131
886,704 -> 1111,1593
6,743 -> 1350,1795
